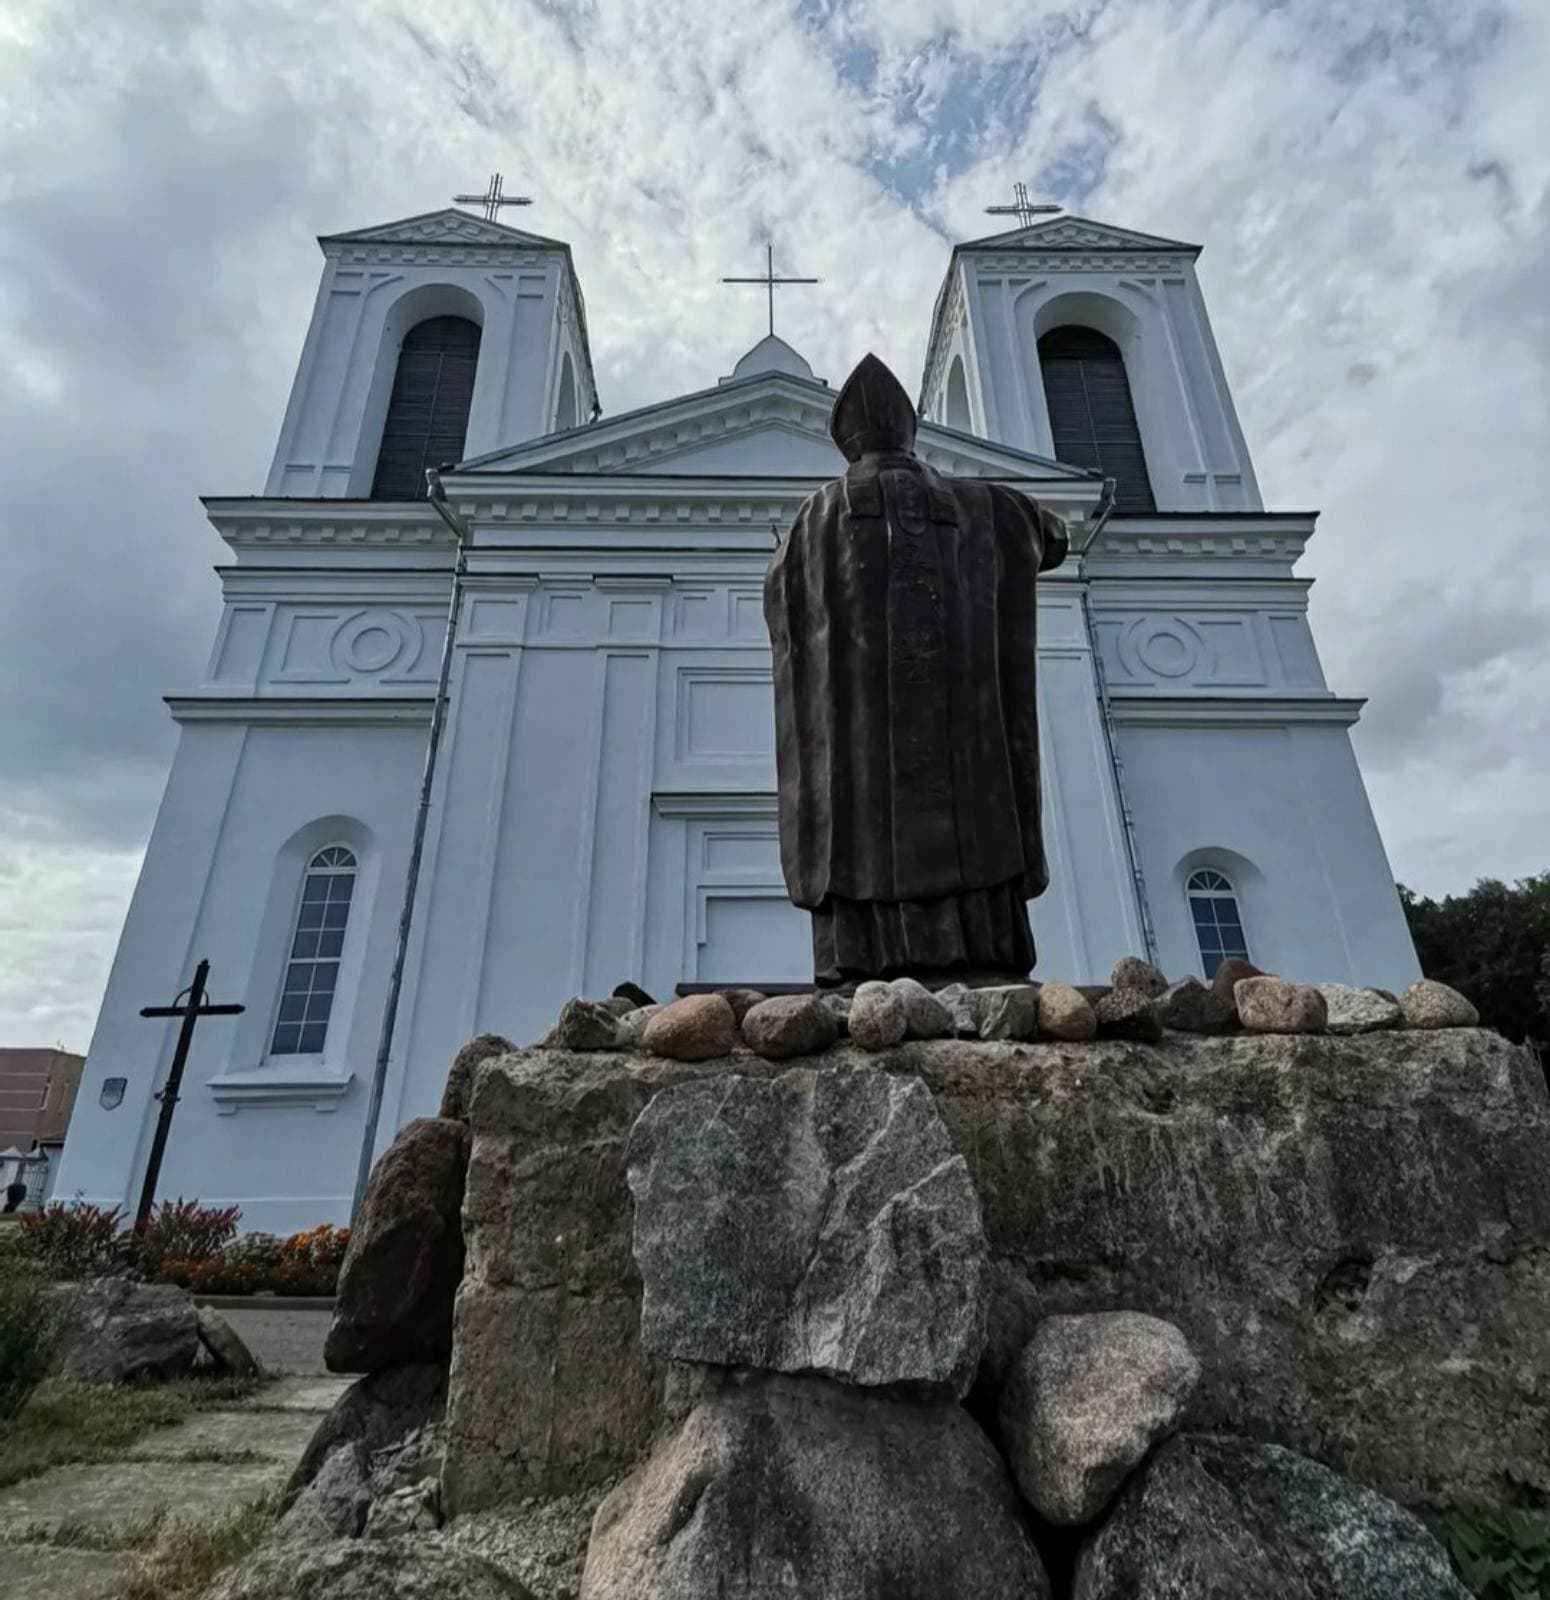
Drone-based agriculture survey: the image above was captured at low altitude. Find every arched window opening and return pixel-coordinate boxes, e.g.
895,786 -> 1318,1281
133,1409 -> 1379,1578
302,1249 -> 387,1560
1038,325 -> 1156,512
271,846 -> 357,1055
1186,868 -> 1250,979
370,316 -> 481,500
944,357 -> 972,431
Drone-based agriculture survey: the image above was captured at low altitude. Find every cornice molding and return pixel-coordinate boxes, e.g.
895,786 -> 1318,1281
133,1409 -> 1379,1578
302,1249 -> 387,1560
168,696 -> 433,724
327,244 -> 564,268
973,254 -> 1188,275
1109,695 -> 1364,728
653,792 -> 779,819
207,1066 -> 355,1115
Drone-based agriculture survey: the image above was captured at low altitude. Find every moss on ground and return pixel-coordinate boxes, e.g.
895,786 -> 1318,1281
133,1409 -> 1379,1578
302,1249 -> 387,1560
0,1375 -> 264,1490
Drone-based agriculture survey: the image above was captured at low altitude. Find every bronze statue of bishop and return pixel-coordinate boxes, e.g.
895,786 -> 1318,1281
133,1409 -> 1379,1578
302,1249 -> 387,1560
764,353 -> 1068,986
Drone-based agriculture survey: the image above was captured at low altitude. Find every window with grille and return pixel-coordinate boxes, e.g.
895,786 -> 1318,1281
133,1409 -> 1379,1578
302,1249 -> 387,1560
370,315 -> 481,500
1037,324 -> 1156,513
271,846 -> 357,1056
1186,868 -> 1250,980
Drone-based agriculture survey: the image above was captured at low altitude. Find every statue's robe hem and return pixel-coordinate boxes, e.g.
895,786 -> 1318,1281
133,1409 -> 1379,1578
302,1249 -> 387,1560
811,879 -> 1036,986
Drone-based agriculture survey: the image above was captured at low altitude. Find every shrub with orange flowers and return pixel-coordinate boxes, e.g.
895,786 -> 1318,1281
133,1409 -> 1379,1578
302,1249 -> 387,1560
162,1226 -> 350,1295
272,1223 -> 351,1296
17,1199 -> 351,1296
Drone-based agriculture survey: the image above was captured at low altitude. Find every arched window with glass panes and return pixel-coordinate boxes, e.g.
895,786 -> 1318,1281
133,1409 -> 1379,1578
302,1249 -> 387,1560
1186,868 -> 1250,979
271,846 -> 357,1056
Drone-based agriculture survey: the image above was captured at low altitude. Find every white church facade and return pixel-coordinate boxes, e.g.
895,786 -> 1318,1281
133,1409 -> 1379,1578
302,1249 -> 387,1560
57,205 -> 1419,1230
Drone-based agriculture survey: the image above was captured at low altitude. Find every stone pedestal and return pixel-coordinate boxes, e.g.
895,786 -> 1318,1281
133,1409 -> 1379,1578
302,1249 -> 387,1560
443,1029 -> 1550,1517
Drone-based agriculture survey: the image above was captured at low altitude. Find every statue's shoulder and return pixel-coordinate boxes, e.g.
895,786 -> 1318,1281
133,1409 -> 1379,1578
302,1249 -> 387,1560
794,475 -> 851,528
982,478 -> 1040,520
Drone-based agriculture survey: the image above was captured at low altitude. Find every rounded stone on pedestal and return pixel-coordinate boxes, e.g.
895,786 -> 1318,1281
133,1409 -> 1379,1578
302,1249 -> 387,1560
978,985 -> 1042,1042
641,994 -> 737,1061
717,988 -> 768,1025
1235,977 -> 1327,1035
1094,988 -> 1163,1043
1039,980 -> 1097,1041
540,999 -> 621,1052
741,994 -> 840,1059
1157,977 -> 1235,1035
819,991 -> 851,1034
849,981 -> 908,1050
616,1004 -> 663,1049
889,977 -> 953,1040
1399,979 -> 1480,1029
934,984 -> 982,1038
1317,984 -> 1403,1035
1210,956 -> 1263,1005
1111,956 -> 1168,998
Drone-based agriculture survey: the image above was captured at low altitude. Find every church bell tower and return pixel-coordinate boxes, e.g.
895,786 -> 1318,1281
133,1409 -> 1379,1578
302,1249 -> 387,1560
265,201 -> 598,499
919,210 -> 1261,513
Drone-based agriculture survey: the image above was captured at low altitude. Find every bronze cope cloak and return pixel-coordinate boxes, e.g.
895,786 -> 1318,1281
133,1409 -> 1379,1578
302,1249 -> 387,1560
764,353 -> 1068,915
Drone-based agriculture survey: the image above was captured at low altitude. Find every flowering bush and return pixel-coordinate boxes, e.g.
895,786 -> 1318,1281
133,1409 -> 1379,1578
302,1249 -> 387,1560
131,1199 -> 241,1276
223,1231 -> 284,1274
148,1223 -> 350,1296
18,1203 -> 125,1280
14,1200 -> 346,1296
272,1224 -> 351,1296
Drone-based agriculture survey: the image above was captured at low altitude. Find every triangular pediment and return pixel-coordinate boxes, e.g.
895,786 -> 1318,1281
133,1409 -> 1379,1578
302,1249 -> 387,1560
321,207 -> 569,251
965,213 -> 1199,254
454,371 -> 1093,483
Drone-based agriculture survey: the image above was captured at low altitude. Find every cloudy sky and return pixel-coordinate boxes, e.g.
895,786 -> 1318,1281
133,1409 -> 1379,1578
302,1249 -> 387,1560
1,0 -> 1546,1049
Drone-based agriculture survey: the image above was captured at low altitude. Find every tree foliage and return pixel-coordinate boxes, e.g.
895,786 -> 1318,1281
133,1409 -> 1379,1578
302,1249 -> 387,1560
1399,875 -> 1550,1046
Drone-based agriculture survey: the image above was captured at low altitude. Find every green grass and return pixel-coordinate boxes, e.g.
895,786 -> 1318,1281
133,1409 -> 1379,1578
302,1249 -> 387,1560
0,1374 -> 265,1490
104,1493 -> 278,1600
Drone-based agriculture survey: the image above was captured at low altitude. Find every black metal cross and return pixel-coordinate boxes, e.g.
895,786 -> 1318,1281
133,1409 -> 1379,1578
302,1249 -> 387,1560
136,959 -> 244,1232
453,172 -> 533,222
985,181 -> 1061,230
721,242 -> 821,339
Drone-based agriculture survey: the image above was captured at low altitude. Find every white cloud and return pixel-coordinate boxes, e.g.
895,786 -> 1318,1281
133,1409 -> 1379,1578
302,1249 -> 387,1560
0,0 -> 1545,1045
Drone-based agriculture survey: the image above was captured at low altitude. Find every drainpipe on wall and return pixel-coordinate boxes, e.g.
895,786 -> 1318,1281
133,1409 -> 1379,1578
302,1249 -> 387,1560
350,468 -> 470,1220
1075,478 -> 1160,967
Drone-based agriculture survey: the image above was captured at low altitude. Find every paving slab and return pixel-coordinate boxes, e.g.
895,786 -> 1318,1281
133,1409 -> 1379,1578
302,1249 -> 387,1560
0,1455 -> 287,1540
239,1375 -> 351,1413
124,1405 -> 323,1463
0,1542 -> 125,1597
210,1301 -> 333,1376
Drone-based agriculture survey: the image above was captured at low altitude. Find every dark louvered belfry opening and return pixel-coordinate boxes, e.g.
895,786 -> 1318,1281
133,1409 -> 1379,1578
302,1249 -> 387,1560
370,316 -> 482,500
1038,325 -> 1156,513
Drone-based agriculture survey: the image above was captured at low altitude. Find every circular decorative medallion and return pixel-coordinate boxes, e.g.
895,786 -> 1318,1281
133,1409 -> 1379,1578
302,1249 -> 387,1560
1124,618 -> 1204,681
332,610 -> 414,676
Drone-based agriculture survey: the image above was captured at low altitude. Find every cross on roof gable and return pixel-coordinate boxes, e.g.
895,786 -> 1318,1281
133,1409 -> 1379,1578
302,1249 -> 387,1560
320,206 -> 570,252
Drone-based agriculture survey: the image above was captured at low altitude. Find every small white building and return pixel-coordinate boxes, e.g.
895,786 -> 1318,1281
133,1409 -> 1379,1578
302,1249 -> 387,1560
57,206 -> 1418,1231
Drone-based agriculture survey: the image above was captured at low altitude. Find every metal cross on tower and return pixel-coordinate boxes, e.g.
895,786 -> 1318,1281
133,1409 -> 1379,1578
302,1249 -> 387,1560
453,172 -> 533,222
721,242 -> 821,339
985,182 -> 1061,229
135,959 -> 244,1232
